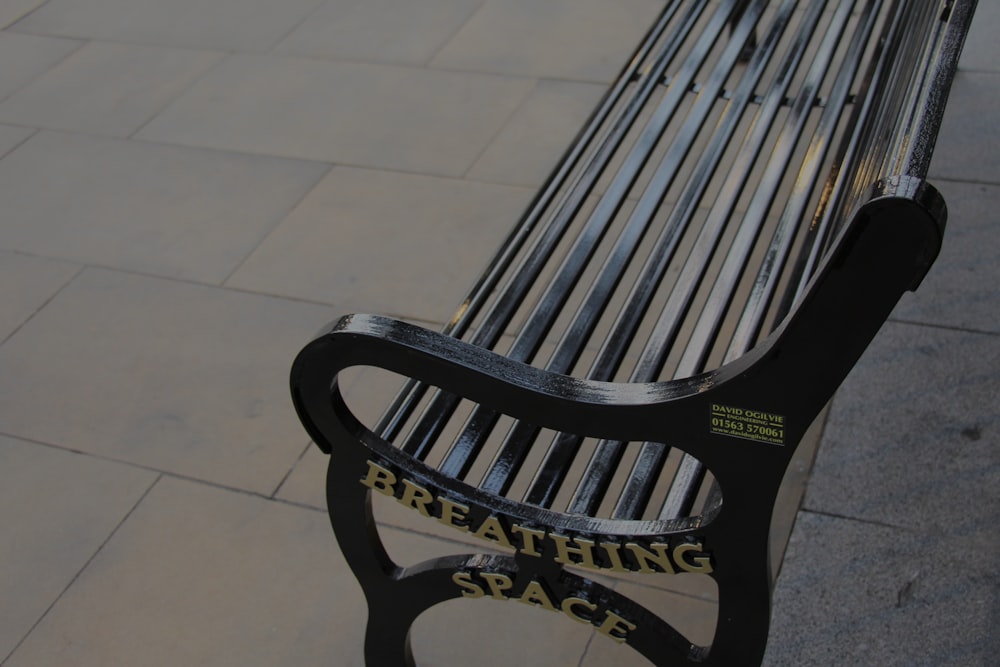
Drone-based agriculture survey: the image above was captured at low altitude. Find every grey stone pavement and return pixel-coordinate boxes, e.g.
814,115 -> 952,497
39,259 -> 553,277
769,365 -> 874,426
0,1 -> 996,665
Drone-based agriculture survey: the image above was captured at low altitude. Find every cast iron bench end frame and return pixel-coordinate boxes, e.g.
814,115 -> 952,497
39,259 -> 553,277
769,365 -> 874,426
292,177 -> 943,666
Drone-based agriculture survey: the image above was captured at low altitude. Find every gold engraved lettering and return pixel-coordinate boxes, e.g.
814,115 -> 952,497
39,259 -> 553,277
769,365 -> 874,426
452,572 -> 485,599
480,572 -> 514,600
550,533 -> 599,570
517,580 -> 557,612
360,460 -> 397,496
399,479 -> 434,518
452,570 -> 636,644
599,541 -> 630,573
472,516 -> 514,549
597,610 -> 638,644
510,524 -> 545,557
359,459 -> 715,579
438,496 -> 470,532
673,542 -> 713,574
625,542 -> 675,574
561,597 -> 597,624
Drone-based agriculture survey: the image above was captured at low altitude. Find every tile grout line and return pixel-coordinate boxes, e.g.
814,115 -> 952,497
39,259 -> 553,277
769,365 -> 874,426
219,161 -> 334,288
269,439 -> 315,500
954,65 -> 1000,75
126,49 -> 232,142
421,0 -> 490,68
0,430 -> 327,512
1,1 -> 66,32
794,507 -> 916,533
575,624 -> 600,667
0,35 -> 88,105
885,316 -> 1000,338
0,262 -> 85,348
263,0 -> 328,55
458,76 -> 542,181
928,174 -> 1000,187
0,247 -> 352,312
0,473 -> 164,667
0,126 -> 38,161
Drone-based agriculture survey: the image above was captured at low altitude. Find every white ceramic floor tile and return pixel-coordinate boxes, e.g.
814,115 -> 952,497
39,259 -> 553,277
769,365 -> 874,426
0,131 -> 327,283
431,0 -> 665,82
0,41 -> 223,137
137,54 -> 534,176
0,0 -> 47,29
12,0 -> 325,52
0,269 -> 333,494
467,79 -> 607,187
0,32 -> 80,101
227,166 -> 533,321
0,251 -> 79,342
0,436 -> 156,661
0,124 -> 33,157
274,0 -> 485,66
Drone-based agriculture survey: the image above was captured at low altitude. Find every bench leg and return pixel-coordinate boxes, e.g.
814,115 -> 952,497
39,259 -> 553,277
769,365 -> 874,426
323,446 -> 717,666
709,569 -> 773,666
324,448 -> 479,667
363,612 -> 416,667
699,503 -> 777,666
322,447 -> 415,666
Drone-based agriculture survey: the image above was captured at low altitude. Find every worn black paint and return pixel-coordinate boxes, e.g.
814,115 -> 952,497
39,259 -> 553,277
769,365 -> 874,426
290,1 -> 976,665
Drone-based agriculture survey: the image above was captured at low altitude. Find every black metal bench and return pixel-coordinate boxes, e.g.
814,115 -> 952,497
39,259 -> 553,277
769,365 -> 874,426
290,1 -> 976,664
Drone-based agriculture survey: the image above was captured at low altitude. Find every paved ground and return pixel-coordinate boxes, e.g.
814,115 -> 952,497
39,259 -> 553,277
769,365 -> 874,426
0,1 -> 996,666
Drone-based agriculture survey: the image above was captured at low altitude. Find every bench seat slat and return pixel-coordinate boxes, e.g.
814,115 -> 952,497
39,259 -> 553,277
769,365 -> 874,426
793,0 -> 954,294
389,0 -> 914,518
402,0 -> 748,486
726,0 -> 883,359
648,0 -> 865,518
373,0 -> 961,526
564,0 -> 853,518
373,0 -> 694,448
392,0 -> 714,461
305,0 -> 971,523
472,0 -> 772,497
483,0 -> 802,507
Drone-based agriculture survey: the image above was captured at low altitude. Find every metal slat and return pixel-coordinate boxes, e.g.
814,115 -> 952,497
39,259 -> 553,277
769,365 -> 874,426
473,0 -> 772,498
564,0 -> 795,516
724,0 -> 884,360
787,0 -> 953,312
542,0 -> 804,517
790,0 -> 926,301
430,0 -> 741,482
612,0 -> 840,521
657,0 -> 866,520
876,2 -> 945,180
363,0 -> 956,526
390,0 -> 701,459
677,0 -> 949,520
901,0 -> 977,177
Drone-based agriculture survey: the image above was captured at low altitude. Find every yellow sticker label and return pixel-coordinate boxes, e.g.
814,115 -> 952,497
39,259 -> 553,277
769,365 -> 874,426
710,404 -> 785,445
